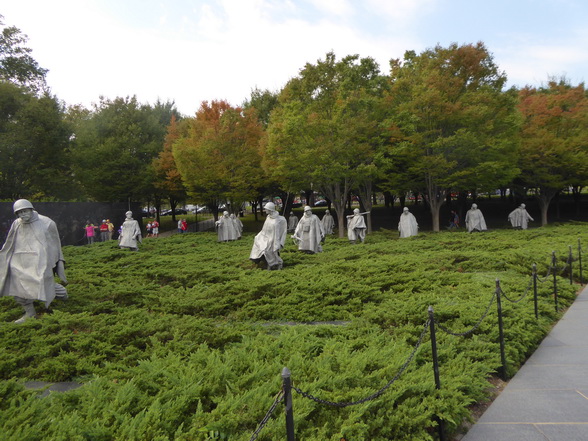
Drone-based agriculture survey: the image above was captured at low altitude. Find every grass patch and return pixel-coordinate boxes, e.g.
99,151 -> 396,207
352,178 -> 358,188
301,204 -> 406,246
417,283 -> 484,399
0,224 -> 584,440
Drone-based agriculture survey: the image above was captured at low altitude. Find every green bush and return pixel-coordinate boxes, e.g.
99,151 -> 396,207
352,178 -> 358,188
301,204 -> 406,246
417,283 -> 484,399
0,224 -> 584,440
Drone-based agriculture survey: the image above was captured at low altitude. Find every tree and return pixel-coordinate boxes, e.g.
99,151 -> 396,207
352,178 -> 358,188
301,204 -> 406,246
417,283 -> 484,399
243,88 -> 282,219
243,88 -> 279,129
0,82 -> 73,200
517,80 -> 588,225
266,52 -> 387,237
172,100 -> 265,219
383,43 -> 521,231
70,96 -> 168,203
0,16 -> 47,92
152,114 -> 188,221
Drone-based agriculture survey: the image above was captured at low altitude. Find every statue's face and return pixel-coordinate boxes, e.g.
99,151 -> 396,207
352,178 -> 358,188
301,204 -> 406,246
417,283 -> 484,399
304,210 -> 311,217
16,208 -> 33,222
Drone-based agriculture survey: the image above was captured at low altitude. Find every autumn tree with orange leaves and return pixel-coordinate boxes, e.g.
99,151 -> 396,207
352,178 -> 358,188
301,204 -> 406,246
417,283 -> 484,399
172,100 -> 265,220
517,79 -> 588,225
152,114 -> 188,221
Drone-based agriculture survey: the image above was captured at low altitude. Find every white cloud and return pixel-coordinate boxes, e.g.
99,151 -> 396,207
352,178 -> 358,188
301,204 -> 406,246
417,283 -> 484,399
307,0 -> 355,17
363,0 -> 437,22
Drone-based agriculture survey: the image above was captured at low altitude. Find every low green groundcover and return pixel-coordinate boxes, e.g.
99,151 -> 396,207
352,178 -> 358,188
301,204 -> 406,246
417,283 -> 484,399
0,224 -> 583,440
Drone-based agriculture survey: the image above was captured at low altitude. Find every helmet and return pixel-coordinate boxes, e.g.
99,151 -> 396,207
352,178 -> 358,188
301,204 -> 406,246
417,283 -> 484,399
223,211 -> 229,216
471,203 -> 478,209
13,199 -> 34,213
304,205 -> 311,212
403,207 -> 409,212
264,202 -> 276,212
520,203 -> 526,208
353,208 -> 360,214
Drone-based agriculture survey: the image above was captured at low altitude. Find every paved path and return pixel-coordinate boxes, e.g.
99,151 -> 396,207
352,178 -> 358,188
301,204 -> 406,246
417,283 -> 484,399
461,285 -> 588,441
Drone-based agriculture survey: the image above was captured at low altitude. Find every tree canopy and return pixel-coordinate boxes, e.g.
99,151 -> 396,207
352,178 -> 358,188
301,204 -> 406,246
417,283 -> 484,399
0,16 -> 47,93
172,100 -> 265,217
69,96 -> 170,203
266,52 -> 387,236
517,79 -> 588,224
0,82 -> 72,200
382,42 -> 521,231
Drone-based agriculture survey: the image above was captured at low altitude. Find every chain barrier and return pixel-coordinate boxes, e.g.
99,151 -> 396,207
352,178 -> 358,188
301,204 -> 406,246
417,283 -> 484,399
436,292 -> 496,336
536,264 -> 553,284
500,275 -> 533,304
248,390 -> 285,441
292,320 -> 430,408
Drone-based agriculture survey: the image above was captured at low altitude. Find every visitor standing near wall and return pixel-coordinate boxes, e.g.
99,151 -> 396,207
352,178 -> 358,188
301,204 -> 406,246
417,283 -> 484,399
85,222 -> 96,244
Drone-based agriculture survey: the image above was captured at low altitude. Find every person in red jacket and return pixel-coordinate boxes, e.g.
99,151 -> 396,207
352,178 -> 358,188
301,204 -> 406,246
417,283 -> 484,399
99,220 -> 109,242
151,219 -> 160,237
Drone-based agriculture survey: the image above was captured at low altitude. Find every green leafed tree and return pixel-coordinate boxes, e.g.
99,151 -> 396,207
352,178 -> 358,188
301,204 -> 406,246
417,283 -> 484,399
0,82 -> 73,200
172,100 -> 265,219
0,15 -> 47,93
382,43 -> 521,231
517,79 -> 588,225
266,52 -> 387,236
70,96 -> 168,203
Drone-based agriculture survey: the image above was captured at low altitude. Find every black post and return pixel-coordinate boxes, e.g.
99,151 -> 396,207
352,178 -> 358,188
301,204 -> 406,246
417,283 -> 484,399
533,263 -> 538,319
552,251 -> 559,312
496,280 -> 508,381
428,306 -> 447,441
579,238 -> 583,285
281,367 -> 296,441
569,245 -> 573,285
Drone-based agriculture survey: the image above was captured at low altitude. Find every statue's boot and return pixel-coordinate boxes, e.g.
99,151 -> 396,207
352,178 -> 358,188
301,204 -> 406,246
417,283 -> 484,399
14,303 -> 36,324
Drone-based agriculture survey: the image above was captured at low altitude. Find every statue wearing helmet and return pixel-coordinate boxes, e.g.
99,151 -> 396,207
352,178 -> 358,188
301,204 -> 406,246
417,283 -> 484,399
250,201 -> 287,270
0,199 -> 68,323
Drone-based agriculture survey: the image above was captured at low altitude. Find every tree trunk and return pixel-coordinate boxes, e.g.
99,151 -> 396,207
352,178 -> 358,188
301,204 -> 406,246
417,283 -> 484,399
424,177 -> 446,232
169,197 -> 178,223
321,179 -> 352,239
537,188 -> 557,226
572,185 -> 583,216
384,191 -> 394,208
356,180 -> 373,233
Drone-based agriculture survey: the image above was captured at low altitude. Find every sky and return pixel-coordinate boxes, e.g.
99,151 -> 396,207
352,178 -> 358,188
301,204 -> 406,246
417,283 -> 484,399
3,0 -> 588,116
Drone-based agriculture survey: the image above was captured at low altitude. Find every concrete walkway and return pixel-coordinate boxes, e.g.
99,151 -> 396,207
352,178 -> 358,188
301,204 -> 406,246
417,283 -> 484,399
461,285 -> 588,441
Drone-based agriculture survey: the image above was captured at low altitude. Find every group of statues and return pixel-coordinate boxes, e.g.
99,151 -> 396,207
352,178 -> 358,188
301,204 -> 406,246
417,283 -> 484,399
0,198 -> 538,322
215,211 -> 243,242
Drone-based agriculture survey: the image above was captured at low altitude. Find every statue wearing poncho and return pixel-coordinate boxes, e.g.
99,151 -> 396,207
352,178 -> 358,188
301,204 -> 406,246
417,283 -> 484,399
465,204 -> 487,233
119,211 -> 142,251
398,207 -> 419,238
250,202 -> 287,270
508,204 -> 534,230
347,208 -> 367,243
321,210 -> 335,235
0,199 -> 67,323
287,214 -> 299,233
292,206 -> 324,253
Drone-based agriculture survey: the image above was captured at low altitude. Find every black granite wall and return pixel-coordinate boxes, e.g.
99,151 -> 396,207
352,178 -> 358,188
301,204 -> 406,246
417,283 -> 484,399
0,202 -> 143,247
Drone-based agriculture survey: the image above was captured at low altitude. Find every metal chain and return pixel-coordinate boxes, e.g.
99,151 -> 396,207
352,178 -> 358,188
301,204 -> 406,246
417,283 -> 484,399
500,275 -> 533,304
537,264 -> 553,283
249,390 -> 285,441
292,320 -> 430,408
436,292 -> 496,336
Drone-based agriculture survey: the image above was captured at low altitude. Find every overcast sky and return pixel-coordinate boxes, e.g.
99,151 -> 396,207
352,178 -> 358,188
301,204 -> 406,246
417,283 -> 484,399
3,0 -> 587,115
